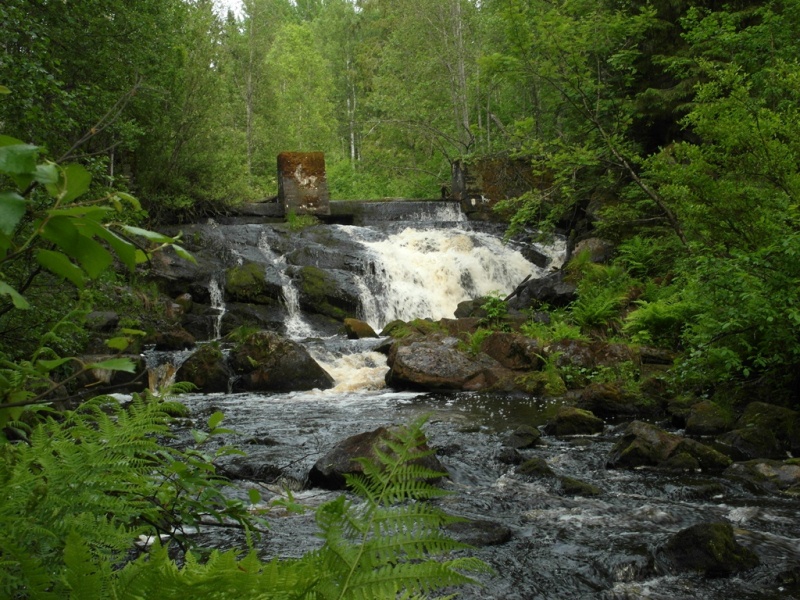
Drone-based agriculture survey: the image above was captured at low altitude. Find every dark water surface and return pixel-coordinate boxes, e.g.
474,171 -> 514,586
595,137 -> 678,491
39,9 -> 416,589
175,383 -> 800,600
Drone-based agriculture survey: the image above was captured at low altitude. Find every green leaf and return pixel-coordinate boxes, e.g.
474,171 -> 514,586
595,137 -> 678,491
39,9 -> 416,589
0,135 -> 25,148
120,225 -> 175,244
0,144 -> 38,175
81,220 -> 137,271
114,192 -> 141,210
208,411 -> 225,430
105,337 -> 130,351
36,357 -> 73,372
87,358 -> 136,373
61,164 -> 92,202
248,488 -> 261,505
0,280 -> 30,309
171,243 -> 196,263
120,328 -> 146,336
48,205 -> 112,218
41,216 -> 113,278
0,191 -> 26,235
34,163 -> 59,185
36,249 -> 85,288
0,86 -> 10,95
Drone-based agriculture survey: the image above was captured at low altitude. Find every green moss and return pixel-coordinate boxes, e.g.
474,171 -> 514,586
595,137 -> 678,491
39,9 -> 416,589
297,266 -> 348,321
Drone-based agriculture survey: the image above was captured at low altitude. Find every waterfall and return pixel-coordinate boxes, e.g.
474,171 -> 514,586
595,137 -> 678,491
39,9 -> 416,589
258,232 -> 315,339
208,276 -> 226,340
341,226 -> 565,331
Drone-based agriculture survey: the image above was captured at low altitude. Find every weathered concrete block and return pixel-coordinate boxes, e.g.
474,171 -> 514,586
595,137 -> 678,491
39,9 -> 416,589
277,152 -> 330,216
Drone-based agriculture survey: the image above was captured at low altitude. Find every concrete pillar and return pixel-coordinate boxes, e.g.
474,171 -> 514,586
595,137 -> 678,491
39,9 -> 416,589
277,152 -> 330,216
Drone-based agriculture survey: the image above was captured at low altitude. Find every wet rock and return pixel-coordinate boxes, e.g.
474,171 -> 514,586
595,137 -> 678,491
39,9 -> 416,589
496,447 -> 524,465
225,261 -> 282,304
480,332 -> 542,371
607,421 -> 731,471
344,318 -> 378,339
686,400 -> 735,436
224,302 -> 287,334
578,383 -> 656,419
151,328 -> 196,351
222,458 -> 283,483
736,402 -> 800,455
293,265 -> 360,322
445,519 -> 513,546
572,237 -> 614,264
176,343 -> 230,393
385,335 -> 504,391
715,426 -> 782,461
507,269 -> 576,310
657,521 -> 759,577
307,425 -> 445,490
544,406 -> 604,436
559,476 -> 602,496
230,330 -> 334,392
723,459 -> 800,494
516,457 -> 555,478
502,425 -> 542,449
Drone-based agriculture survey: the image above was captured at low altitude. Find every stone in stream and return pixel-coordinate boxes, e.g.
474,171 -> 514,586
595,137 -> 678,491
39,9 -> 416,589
544,406 -> 604,437
176,343 -> 231,393
606,421 -> 731,471
723,459 -> 800,494
502,425 -> 542,449
230,330 -> 334,392
344,317 -> 378,339
685,400 -> 735,436
308,426 -> 445,490
444,519 -> 513,547
656,521 -> 760,577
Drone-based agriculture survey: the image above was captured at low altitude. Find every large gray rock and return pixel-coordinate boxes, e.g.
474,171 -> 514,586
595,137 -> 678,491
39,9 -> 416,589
176,343 -> 231,393
479,332 -> 542,370
307,426 -> 445,490
657,522 -> 759,577
385,335 -> 505,391
735,402 -> 800,455
230,331 -> 334,392
544,406 -> 604,436
724,459 -> 800,494
686,400 -> 735,436
507,270 -> 577,310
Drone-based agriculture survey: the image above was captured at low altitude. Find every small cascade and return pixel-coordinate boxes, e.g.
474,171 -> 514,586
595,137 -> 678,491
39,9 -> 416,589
306,338 -> 389,392
258,232 -> 315,338
144,348 -> 195,393
208,276 -> 227,340
342,226 -> 566,331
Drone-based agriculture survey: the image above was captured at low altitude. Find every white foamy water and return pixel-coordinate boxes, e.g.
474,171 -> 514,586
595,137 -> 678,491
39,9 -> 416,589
312,350 -> 389,393
344,226 -> 562,330
208,276 -> 226,340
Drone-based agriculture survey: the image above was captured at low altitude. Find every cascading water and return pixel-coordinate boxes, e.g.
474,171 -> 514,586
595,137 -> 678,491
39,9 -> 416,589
257,231 -> 315,339
343,226 -> 565,331
208,275 -> 226,340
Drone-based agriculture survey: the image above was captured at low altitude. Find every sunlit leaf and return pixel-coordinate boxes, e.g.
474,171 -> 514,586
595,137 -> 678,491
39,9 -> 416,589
105,337 -> 130,351
61,164 -> 92,203
36,357 -> 73,372
0,86 -> 10,95
208,411 -> 225,430
34,163 -> 59,185
86,358 -> 136,373
120,225 -> 174,244
171,243 -> 196,263
0,144 -> 38,175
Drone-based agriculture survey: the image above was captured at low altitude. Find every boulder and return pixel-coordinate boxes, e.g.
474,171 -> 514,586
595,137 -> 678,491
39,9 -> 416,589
176,343 -> 231,393
151,328 -> 196,351
496,448 -> 524,465
230,330 -> 334,392
385,335 -> 505,391
85,311 -> 119,332
559,476 -> 602,496
344,318 -> 378,339
736,402 -> 800,455
293,265 -> 360,322
480,332 -> 542,371
572,238 -> 614,264
502,425 -> 542,449
544,406 -> 604,436
516,457 -> 555,478
224,261 -> 283,305
657,522 -> 759,577
307,425 -> 445,490
723,459 -> 800,494
686,401 -> 735,436
607,421 -> 730,471
715,427 -> 782,461
578,383 -> 657,419
507,270 -> 577,310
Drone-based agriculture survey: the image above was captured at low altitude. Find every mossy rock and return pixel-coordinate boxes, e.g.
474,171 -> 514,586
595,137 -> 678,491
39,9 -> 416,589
559,476 -> 602,496
294,266 -> 356,322
344,318 -> 378,339
723,459 -> 800,494
502,425 -> 542,449
715,426 -> 782,460
658,521 -> 760,577
516,457 -> 555,478
544,406 -> 604,436
225,262 -> 280,305
686,400 -> 735,436
176,343 -> 230,393
736,402 -> 800,455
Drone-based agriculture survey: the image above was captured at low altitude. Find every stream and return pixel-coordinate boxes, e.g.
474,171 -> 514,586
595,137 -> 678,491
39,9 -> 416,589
171,344 -> 800,600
